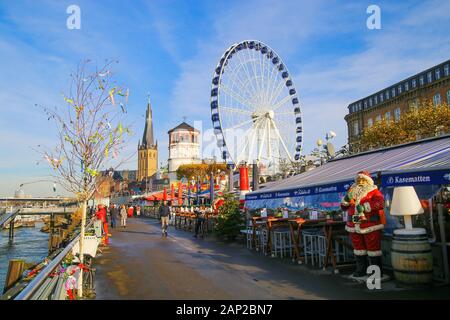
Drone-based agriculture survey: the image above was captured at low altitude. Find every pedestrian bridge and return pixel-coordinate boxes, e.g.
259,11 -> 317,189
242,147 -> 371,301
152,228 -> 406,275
0,206 -> 77,227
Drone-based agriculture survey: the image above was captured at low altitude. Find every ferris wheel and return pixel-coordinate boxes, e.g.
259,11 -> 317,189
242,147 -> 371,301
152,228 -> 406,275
210,40 -> 303,174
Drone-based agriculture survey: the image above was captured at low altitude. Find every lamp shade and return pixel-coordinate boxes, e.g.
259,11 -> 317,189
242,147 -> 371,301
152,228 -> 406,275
390,186 -> 424,216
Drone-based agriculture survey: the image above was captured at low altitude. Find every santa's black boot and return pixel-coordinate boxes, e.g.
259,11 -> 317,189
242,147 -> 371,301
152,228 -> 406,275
369,256 -> 383,277
352,255 -> 368,278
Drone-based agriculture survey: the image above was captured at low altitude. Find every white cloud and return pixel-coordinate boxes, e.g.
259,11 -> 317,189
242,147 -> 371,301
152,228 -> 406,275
162,0 -> 450,158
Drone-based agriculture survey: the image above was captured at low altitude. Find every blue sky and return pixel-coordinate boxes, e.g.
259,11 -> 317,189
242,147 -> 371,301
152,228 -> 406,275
0,0 -> 449,196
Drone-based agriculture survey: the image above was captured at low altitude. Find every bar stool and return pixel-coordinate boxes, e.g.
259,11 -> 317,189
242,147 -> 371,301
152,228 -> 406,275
245,222 -> 254,249
272,228 -> 292,258
302,228 -> 323,266
256,224 -> 269,255
316,233 -> 327,268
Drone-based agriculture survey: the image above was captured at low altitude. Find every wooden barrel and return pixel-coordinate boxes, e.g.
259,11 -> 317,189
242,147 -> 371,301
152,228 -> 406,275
391,229 -> 433,285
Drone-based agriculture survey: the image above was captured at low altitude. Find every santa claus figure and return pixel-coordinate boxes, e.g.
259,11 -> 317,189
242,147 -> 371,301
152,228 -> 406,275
341,170 -> 385,278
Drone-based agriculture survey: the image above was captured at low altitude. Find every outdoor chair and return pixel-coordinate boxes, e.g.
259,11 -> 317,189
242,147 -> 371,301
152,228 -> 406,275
316,233 -> 327,268
271,228 -> 293,258
302,228 -> 324,266
242,221 -> 257,249
257,225 -> 269,255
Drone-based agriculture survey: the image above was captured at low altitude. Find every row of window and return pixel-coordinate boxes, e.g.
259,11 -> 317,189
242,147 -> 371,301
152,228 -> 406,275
366,107 -> 402,129
139,152 -> 156,159
433,90 -> 450,106
349,63 -> 450,113
170,133 -> 198,144
363,90 -> 450,131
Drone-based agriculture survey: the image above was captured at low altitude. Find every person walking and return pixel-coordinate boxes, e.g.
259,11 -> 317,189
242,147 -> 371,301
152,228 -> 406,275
136,205 -> 141,217
194,206 -> 206,238
159,201 -> 170,237
120,204 -> 127,228
110,204 -> 118,229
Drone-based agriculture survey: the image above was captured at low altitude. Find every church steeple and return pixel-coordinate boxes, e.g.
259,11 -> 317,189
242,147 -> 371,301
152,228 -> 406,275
141,96 -> 154,148
138,95 -> 158,182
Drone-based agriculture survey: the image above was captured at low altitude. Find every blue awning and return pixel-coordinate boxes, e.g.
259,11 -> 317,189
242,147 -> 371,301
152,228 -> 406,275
246,135 -> 450,204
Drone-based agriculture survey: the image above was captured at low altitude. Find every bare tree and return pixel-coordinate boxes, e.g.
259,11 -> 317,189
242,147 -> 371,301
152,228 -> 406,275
38,59 -> 132,297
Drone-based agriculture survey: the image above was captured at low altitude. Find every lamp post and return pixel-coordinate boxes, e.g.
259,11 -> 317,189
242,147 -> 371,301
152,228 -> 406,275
314,130 -> 337,166
18,179 -> 58,195
315,139 -> 324,165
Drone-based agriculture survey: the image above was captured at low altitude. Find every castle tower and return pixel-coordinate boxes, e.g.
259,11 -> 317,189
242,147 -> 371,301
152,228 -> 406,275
138,98 -> 158,181
168,122 -> 201,173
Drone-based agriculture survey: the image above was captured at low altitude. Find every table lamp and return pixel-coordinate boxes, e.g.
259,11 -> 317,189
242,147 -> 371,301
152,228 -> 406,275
390,186 -> 424,234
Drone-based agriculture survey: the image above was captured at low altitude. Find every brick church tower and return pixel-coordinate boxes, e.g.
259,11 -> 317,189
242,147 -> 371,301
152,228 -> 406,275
138,98 -> 158,181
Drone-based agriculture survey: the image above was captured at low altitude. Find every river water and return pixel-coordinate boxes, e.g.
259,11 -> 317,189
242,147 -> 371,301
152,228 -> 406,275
0,222 -> 49,293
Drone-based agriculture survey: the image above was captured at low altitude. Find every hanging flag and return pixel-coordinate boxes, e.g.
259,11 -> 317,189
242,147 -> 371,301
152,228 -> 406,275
171,184 -> 175,205
187,184 -> 191,206
163,186 -> 167,202
210,173 -> 215,204
178,182 -> 183,206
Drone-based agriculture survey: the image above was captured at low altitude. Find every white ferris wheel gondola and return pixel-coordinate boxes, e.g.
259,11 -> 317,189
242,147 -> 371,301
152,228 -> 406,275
210,40 -> 302,175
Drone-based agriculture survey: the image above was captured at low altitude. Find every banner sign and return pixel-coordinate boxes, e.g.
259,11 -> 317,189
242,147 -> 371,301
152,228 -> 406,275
382,169 -> 450,187
245,180 -> 353,200
246,169 -> 450,201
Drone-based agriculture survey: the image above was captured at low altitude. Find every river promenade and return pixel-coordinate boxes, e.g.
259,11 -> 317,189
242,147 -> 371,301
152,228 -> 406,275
94,218 -> 450,300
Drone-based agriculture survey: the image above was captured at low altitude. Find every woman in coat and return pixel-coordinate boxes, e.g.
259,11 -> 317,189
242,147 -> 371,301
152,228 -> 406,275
120,205 -> 127,228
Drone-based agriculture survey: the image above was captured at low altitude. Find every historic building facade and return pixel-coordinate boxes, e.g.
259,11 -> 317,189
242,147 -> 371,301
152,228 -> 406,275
138,99 -> 158,181
168,122 -> 201,173
345,59 -> 450,151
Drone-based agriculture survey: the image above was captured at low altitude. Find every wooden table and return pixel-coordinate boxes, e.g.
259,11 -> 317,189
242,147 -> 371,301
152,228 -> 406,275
321,221 -> 348,273
287,219 -> 350,272
251,217 -> 291,256
288,218 -> 327,264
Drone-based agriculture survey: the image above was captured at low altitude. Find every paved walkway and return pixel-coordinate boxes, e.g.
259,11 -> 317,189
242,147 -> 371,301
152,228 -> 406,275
94,218 -> 450,300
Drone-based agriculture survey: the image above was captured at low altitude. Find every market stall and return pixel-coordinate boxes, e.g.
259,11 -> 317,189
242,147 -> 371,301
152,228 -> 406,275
245,135 -> 450,282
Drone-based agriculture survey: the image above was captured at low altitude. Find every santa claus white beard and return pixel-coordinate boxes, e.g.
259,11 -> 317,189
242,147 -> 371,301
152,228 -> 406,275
352,183 -> 376,205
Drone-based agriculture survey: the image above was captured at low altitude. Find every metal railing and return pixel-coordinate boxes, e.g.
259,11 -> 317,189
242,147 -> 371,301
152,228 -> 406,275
12,219 -> 95,300
0,207 -> 21,227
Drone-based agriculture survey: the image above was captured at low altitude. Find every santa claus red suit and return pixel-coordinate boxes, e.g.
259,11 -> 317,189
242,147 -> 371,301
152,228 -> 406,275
341,171 -> 385,277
